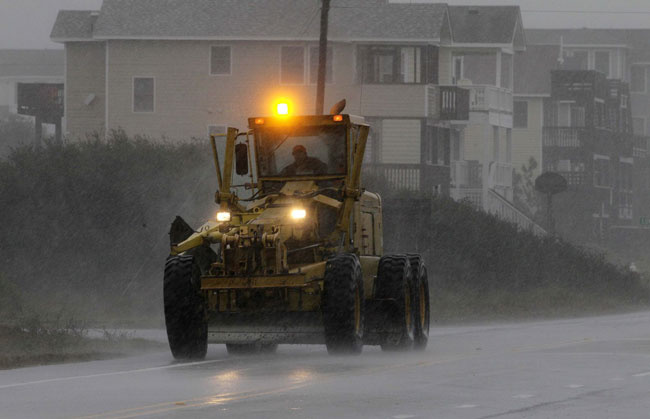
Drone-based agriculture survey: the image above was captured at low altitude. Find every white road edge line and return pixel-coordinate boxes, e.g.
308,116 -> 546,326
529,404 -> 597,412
633,371 -> 650,377
0,359 -> 229,390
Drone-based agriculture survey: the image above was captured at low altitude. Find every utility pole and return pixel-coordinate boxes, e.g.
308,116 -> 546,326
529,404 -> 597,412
315,0 -> 331,115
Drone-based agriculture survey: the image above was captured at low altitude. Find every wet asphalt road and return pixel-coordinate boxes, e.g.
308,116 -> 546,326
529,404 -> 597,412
2,311 -> 650,419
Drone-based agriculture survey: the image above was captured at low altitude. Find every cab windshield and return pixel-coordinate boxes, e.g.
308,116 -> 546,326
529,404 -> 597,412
257,125 -> 346,177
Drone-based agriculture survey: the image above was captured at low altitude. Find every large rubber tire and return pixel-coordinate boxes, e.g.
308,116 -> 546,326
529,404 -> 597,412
408,254 -> 430,351
164,255 -> 208,360
376,255 -> 415,351
322,253 -> 364,355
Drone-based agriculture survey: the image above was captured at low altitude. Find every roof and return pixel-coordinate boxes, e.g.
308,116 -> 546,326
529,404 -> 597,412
514,44 -> 560,95
52,0 -> 448,42
448,6 -> 523,46
526,29 -> 650,62
50,10 -> 97,41
0,50 -> 64,78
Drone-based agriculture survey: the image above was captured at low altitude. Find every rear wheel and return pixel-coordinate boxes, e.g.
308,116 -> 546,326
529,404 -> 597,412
408,254 -> 430,350
376,255 -> 414,351
164,255 -> 207,360
322,253 -> 364,355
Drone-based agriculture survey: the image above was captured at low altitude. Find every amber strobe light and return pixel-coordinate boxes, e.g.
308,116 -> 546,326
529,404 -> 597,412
333,114 -> 343,122
276,102 -> 289,115
254,118 -> 265,125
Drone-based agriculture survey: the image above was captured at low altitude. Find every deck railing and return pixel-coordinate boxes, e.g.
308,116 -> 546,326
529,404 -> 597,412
486,189 -> 547,236
556,171 -> 590,186
427,85 -> 470,120
543,127 -> 581,147
363,163 -> 450,194
466,85 -> 513,113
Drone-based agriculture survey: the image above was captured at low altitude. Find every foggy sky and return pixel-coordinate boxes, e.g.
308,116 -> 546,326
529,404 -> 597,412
1,0 -> 650,50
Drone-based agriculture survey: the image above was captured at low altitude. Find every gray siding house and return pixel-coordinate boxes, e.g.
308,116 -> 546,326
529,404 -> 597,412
52,0 -> 533,227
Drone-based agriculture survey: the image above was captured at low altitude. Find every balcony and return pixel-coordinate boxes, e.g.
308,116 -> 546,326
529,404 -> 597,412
557,171 -> 589,186
363,163 -> 450,195
427,85 -> 469,121
543,127 -> 582,148
467,85 -> 513,113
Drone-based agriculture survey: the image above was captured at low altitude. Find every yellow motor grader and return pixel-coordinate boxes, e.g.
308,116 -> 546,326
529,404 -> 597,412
163,102 -> 430,358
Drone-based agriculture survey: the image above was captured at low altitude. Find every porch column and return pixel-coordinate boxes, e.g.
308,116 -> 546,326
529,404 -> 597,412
496,50 -> 502,88
482,123 -> 492,211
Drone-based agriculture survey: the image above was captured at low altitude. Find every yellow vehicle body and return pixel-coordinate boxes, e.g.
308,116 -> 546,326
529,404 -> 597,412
164,110 -> 429,357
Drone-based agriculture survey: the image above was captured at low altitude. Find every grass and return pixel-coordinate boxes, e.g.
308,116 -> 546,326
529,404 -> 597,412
0,312 -> 164,370
431,285 -> 650,324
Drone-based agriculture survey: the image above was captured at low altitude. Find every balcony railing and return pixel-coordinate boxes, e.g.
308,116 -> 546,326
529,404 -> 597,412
363,163 -> 450,194
543,127 -> 581,147
467,85 -> 513,113
557,171 -> 589,186
486,189 -> 547,236
427,85 -> 469,120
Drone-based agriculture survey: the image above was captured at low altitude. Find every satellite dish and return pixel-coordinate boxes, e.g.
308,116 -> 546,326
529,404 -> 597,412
535,172 -> 568,195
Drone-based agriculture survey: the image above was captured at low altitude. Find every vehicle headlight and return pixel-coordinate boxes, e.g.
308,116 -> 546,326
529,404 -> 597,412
216,211 -> 231,222
290,208 -> 306,220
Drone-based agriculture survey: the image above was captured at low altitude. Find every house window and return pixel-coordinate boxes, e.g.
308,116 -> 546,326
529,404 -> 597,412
594,51 -> 610,77
361,46 -> 423,84
513,101 -> 528,128
501,53 -> 513,89
453,56 -> 463,84
563,50 -> 588,70
631,66 -> 646,93
557,102 -> 571,126
210,46 -> 231,75
281,46 -> 305,84
133,77 -> 154,113
593,156 -> 611,187
309,46 -> 333,84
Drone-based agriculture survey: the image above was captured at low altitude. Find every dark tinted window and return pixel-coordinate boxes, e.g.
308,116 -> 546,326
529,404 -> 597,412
133,77 -> 154,112
210,46 -> 231,75
281,46 -> 304,84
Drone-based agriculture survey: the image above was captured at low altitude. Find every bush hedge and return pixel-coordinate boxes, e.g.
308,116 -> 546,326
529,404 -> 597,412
1,133 -> 646,322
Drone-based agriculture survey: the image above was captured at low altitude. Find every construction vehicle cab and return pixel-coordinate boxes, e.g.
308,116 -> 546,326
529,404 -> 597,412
163,103 -> 430,358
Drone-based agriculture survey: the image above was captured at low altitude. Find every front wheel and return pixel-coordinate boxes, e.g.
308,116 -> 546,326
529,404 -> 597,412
164,255 -> 208,360
322,253 -> 364,355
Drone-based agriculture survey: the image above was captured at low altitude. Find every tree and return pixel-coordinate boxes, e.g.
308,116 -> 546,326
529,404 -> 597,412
513,157 -> 540,218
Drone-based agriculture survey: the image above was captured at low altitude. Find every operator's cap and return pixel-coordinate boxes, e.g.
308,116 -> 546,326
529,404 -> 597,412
292,145 -> 307,154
